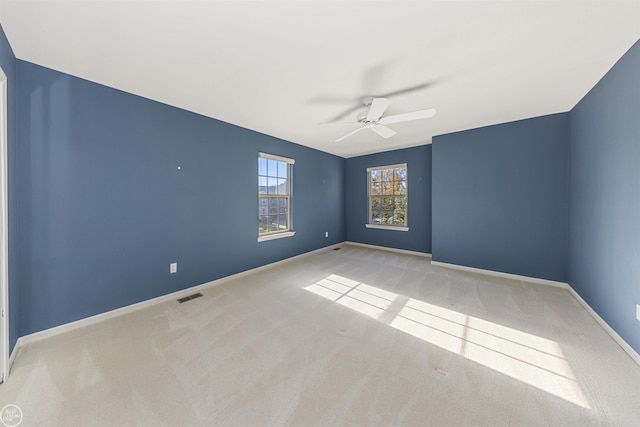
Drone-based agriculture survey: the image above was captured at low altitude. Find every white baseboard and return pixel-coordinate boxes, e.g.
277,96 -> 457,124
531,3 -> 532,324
18,243 -> 343,347
430,259 -> 640,366
566,287 -> 640,366
3,339 -> 20,382
430,260 -> 568,288
344,241 -> 432,258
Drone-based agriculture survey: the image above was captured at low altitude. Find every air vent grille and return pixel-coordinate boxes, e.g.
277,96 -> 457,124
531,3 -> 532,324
177,293 -> 203,303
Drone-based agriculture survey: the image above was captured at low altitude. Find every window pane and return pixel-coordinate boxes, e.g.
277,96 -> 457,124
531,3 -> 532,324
278,198 -> 288,214
382,168 -> 393,181
381,210 -> 393,223
371,170 -> 381,183
278,161 -> 287,179
395,197 -> 407,225
267,159 -> 278,177
277,214 -> 288,230
259,215 -> 269,233
258,199 -> 267,215
259,158 -> 267,176
393,181 -> 406,195
258,176 -> 267,193
277,178 -> 287,195
371,197 -> 382,211
267,216 -> 278,232
394,167 -> 406,180
257,200 -> 291,233
382,181 -> 393,195
371,210 -> 382,223
267,177 -> 278,194
389,213 -> 403,225
382,196 -> 394,210
371,181 -> 381,195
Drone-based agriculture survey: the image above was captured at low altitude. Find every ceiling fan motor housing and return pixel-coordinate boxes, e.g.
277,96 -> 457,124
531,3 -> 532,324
356,110 -> 369,123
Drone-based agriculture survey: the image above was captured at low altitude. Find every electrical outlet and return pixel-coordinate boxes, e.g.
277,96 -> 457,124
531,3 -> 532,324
325,231 -> 329,238
636,304 -> 640,321
170,263 -> 177,274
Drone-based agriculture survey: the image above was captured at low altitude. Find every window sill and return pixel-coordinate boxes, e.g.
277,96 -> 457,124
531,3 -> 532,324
257,231 -> 296,242
365,224 -> 409,232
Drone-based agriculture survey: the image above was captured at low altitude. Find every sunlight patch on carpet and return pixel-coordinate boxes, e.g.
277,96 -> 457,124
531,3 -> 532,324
305,274 -> 589,409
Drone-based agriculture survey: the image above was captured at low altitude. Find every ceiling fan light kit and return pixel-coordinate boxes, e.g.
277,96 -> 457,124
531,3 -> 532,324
322,97 -> 437,142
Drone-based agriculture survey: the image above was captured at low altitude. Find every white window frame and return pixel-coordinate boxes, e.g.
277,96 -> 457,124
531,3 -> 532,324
258,152 -> 295,242
366,163 -> 409,232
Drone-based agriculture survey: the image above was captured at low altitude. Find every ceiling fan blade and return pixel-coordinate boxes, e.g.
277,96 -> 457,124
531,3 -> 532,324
380,108 -> 437,125
375,81 -> 434,98
366,98 -> 391,122
335,126 -> 366,142
371,125 -> 396,139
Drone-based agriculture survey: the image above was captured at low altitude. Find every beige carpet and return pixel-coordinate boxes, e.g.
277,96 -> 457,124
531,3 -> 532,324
1,245 -> 639,426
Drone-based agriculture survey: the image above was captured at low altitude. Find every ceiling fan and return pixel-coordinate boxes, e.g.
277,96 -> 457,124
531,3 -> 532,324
321,97 -> 436,142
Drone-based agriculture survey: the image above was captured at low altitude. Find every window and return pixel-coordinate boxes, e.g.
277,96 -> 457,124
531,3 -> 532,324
258,152 -> 295,242
366,163 -> 408,231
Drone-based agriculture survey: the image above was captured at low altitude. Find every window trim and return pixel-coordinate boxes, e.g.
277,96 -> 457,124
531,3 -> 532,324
258,152 -> 295,242
366,163 -> 409,231
258,152 -> 296,165
365,223 -> 409,232
257,231 -> 296,242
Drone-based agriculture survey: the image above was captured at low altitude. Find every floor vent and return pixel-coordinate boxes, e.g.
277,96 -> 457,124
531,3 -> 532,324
177,292 -> 203,303
333,247 -> 342,251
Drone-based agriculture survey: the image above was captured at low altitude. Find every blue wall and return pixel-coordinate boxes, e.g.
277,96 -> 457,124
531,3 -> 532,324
345,145 -> 431,254
568,40 -> 640,354
432,114 -> 569,282
16,61 -> 345,335
0,25 -> 18,353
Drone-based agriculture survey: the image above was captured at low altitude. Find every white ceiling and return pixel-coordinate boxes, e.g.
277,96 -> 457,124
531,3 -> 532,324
1,1 -> 639,157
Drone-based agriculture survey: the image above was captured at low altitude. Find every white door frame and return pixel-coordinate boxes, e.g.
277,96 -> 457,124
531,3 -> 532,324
0,66 -> 9,383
